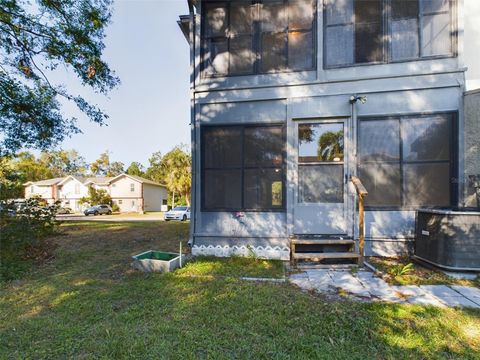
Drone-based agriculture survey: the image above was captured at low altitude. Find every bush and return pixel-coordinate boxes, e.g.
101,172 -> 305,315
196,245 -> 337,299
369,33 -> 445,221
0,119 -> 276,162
111,203 -> 120,212
0,198 -> 59,282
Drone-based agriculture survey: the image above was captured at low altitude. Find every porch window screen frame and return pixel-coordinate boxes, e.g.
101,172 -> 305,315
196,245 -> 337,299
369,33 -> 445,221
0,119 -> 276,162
324,0 -> 456,69
201,124 -> 286,212
201,0 -> 316,77
358,112 -> 458,210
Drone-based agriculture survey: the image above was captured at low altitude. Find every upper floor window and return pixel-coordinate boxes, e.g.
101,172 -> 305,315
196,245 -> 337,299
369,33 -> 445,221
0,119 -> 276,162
130,183 -> 135,192
74,183 -> 80,195
324,0 -> 455,68
202,0 -> 316,77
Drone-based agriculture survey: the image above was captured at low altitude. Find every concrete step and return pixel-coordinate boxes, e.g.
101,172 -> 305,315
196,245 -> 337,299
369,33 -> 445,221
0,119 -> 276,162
291,239 -> 355,245
293,252 -> 360,261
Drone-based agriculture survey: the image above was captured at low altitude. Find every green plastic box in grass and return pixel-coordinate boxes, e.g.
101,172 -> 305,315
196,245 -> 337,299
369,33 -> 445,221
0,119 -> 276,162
132,250 -> 185,273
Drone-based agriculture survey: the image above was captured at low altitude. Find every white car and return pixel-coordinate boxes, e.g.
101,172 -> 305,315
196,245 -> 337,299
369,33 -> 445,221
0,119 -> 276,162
164,206 -> 190,221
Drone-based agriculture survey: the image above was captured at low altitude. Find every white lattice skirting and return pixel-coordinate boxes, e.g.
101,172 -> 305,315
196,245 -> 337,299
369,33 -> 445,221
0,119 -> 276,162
192,244 -> 290,261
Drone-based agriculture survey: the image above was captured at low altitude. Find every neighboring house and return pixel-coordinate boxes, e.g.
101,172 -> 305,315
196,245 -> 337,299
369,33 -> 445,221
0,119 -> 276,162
57,176 -> 90,212
179,0 -> 479,261
24,174 -> 167,213
24,178 -> 64,205
109,174 -> 168,213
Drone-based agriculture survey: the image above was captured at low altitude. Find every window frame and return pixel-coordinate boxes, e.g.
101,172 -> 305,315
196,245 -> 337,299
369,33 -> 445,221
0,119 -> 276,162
358,111 -> 458,211
323,0 -> 457,69
201,0 -> 317,78
201,123 -> 287,212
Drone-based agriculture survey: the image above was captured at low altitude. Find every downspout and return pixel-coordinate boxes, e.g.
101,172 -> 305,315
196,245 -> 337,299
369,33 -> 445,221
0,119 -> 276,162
188,0 -> 196,248
349,95 -> 367,252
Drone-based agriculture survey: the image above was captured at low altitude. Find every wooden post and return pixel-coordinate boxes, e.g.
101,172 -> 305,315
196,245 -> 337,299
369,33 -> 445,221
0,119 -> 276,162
350,176 -> 368,266
358,194 -> 365,266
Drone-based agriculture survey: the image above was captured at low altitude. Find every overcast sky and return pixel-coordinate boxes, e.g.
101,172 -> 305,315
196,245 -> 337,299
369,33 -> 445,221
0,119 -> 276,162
59,0 -> 191,168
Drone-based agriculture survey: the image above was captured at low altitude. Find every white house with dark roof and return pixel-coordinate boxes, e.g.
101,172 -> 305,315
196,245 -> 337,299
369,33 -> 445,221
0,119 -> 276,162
24,174 -> 168,213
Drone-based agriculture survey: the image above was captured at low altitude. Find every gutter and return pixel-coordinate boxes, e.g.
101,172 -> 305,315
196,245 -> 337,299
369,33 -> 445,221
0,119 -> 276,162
187,0 -> 196,248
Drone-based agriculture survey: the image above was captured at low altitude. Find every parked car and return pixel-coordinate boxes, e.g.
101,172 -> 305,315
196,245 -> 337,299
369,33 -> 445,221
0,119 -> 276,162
57,207 -> 72,215
0,203 -> 16,217
164,206 -> 190,221
84,205 -> 112,216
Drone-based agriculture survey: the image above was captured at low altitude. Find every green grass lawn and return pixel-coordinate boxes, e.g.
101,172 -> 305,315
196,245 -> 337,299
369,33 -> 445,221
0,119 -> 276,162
1,222 -> 479,359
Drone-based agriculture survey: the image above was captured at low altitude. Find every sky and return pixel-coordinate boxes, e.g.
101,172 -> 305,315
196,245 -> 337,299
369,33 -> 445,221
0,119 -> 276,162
57,0 -> 191,168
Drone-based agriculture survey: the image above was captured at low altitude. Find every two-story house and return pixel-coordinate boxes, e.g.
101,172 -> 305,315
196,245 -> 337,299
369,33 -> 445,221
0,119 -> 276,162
179,0 -> 478,263
24,174 -> 168,213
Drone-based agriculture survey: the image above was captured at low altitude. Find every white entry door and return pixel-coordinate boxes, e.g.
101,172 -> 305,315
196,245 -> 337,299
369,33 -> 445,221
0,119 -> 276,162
293,119 -> 351,235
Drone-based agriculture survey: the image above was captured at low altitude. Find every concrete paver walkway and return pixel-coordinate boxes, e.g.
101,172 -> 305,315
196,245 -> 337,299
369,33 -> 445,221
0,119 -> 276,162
290,269 -> 480,308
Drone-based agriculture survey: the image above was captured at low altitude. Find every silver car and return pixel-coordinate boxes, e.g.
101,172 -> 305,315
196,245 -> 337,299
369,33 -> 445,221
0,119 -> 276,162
164,206 -> 190,221
84,205 -> 112,216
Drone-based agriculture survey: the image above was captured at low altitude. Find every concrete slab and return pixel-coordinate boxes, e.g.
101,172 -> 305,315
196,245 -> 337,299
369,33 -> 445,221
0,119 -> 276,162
329,271 -> 370,297
290,277 -> 314,290
420,285 -> 462,298
436,296 -> 480,308
449,286 -> 480,304
407,294 -> 447,308
391,285 -> 426,297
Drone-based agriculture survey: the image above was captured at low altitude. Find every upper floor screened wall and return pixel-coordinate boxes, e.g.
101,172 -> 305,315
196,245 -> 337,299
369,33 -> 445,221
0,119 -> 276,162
193,0 -> 463,90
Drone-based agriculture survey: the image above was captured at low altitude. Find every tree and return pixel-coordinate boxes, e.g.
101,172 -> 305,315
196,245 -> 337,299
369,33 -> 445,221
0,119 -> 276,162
79,186 -> 112,206
160,145 -> 191,206
90,151 -> 124,176
126,162 -> 145,177
0,0 -> 119,155
145,151 -> 163,183
39,150 -> 87,177
107,161 -> 124,177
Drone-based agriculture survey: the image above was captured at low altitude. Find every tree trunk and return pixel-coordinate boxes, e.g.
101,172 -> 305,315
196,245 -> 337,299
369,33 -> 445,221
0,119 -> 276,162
185,192 -> 190,206
171,190 -> 175,208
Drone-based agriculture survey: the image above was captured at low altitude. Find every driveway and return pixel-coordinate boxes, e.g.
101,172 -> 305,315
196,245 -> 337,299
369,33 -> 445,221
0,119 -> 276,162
56,213 -> 167,222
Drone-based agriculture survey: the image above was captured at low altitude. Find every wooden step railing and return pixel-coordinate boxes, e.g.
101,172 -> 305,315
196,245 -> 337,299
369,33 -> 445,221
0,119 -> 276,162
351,176 -> 368,265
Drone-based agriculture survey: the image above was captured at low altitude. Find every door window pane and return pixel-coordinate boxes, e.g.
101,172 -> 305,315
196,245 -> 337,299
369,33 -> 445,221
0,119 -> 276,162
402,116 -> 450,161
244,169 -> 283,209
299,123 -> 344,162
204,170 -> 242,209
245,127 -> 284,167
404,163 -> 450,206
359,164 -> 401,207
359,120 -> 400,161
203,127 -> 242,168
298,165 -> 344,203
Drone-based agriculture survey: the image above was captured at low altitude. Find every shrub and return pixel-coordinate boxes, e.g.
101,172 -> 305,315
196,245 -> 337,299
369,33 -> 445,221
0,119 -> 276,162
0,198 -> 59,281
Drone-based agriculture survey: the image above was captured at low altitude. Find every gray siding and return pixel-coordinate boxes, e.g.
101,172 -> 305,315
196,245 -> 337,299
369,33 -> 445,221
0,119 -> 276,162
188,0 -> 468,259
464,89 -> 480,208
